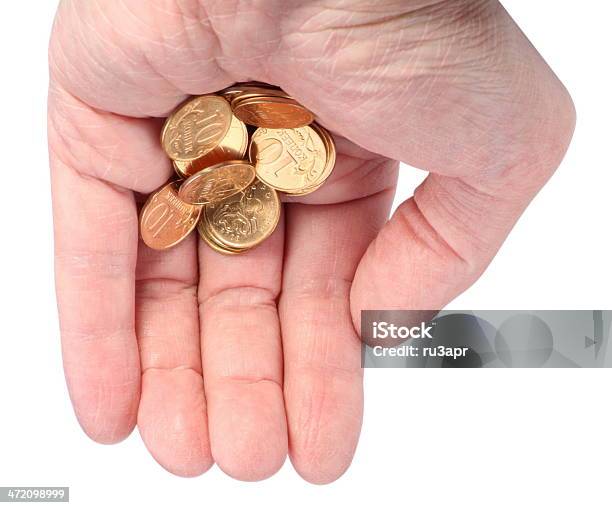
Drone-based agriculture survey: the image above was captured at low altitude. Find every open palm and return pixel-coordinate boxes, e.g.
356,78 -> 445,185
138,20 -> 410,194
48,0 -> 574,483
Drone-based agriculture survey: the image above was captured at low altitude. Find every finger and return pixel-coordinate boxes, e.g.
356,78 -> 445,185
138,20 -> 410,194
198,220 -> 287,481
135,236 -> 213,477
49,94 -> 143,443
280,175 -> 396,484
48,0 -> 232,444
51,158 -> 141,443
270,1 -> 575,320
351,174 -> 539,316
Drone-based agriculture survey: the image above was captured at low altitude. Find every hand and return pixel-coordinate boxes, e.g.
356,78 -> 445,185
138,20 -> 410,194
48,0 -> 575,483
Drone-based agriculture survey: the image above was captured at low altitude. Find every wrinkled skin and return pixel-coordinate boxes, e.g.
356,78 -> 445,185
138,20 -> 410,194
48,0 -> 575,483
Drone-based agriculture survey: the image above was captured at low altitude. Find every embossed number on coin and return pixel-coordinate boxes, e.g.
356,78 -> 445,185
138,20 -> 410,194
162,95 -> 232,161
173,115 -> 248,178
250,126 -> 327,192
140,182 -> 202,250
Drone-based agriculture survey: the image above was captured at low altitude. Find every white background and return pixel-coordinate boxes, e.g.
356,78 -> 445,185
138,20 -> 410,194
0,1 -> 610,507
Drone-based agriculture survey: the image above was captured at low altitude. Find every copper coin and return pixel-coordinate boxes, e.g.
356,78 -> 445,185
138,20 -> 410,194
249,126 -> 328,192
161,95 -> 232,161
197,218 -> 245,255
232,96 -> 314,129
219,82 -> 282,99
139,182 -> 202,250
217,88 -> 245,103
205,180 -> 280,250
284,123 -> 336,194
307,122 -> 336,187
173,114 -> 248,178
229,89 -> 290,104
178,160 -> 255,205
260,123 -> 336,195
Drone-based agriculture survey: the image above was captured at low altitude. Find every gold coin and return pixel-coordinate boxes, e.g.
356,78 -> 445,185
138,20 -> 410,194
173,115 -> 248,178
178,160 -> 255,205
205,180 -> 281,250
232,96 -> 314,129
249,126 -> 328,192
268,123 -> 336,195
161,95 -> 232,161
201,210 -> 252,254
197,218 -> 245,255
139,181 -> 202,250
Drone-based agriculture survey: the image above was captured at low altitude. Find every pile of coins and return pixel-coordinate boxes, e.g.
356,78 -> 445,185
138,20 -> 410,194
139,83 -> 336,254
